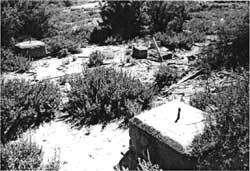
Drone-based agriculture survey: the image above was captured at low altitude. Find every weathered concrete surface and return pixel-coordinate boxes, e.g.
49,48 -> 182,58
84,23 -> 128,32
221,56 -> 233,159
128,100 -> 206,170
15,40 -> 47,59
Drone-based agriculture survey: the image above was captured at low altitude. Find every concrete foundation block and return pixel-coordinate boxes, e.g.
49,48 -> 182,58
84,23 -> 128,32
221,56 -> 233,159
15,40 -> 47,59
128,100 -> 206,170
132,46 -> 148,59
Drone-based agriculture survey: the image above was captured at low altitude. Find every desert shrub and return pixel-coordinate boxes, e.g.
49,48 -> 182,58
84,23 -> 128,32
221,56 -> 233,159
183,17 -> 217,35
1,48 -> 30,73
92,1 -> 190,44
1,139 -> 43,170
1,79 -> 61,144
190,71 -> 249,170
146,1 -> 189,33
154,32 -> 202,50
1,0 -> 54,47
197,6 -> 249,70
89,26 -> 112,44
1,138 -> 60,170
63,67 -> 154,127
62,0 -> 74,7
154,65 -> 181,90
88,51 -> 105,67
97,1 -> 144,40
43,36 -> 80,58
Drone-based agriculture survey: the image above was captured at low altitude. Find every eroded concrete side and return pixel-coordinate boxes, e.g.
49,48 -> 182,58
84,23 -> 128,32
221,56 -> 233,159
122,101 -> 206,170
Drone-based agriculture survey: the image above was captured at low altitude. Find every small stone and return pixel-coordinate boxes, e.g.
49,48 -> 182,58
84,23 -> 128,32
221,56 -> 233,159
132,46 -> 148,59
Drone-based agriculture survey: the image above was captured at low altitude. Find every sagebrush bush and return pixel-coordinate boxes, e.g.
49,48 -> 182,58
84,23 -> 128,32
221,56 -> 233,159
1,139 -> 43,170
92,1 -> 190,44
1,48 -> 30,73
1,79 -> 61,144
190,71 -> 249,170
146,1 -> 189,33
98,1 -> 144,40
154,65 -> 181,90
88,51 -> 105,67
63,67 -> 154,127
154,31 -> 204,50
1,138 -> 60,170
1,0 -> 54,47
43,35 -> 80,58
197,5 -> 249,70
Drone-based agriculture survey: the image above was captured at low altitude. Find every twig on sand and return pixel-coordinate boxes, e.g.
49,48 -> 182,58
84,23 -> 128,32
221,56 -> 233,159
162,69 -> 204,96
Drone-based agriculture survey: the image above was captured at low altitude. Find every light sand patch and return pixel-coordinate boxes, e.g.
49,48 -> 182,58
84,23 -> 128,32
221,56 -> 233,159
22,120 -> 129,171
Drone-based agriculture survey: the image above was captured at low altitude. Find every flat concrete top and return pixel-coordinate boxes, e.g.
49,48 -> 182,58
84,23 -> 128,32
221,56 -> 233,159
134,100 -> 206,152
15,40 -> 45,49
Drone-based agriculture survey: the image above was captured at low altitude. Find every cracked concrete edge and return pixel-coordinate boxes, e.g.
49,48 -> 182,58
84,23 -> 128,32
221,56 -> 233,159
129,117 -> 188,155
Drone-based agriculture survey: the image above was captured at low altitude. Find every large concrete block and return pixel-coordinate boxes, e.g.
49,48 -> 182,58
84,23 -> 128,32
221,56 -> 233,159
128,100 -> 206,170
15,40 -> 47,59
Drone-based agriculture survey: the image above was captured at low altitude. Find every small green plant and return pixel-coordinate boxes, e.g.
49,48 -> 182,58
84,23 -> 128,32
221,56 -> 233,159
1,48 -> 30,73
1,79 -> 61,144
1,138 -> 43,170
62,58 -> 71,66
1,138 -> 60,170
137,151 -> 163,171
62,67 -> 154,127
43,149 -> 61,171
88,50 -> 105,68
154,65 -> 181,90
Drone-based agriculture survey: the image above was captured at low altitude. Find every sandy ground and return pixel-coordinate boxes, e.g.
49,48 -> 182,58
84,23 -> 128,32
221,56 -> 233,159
3,44 -> 206,170
22,119 -> 129,171
1,2 -> 211,171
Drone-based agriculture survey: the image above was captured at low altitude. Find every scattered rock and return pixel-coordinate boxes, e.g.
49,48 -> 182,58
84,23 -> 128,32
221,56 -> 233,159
162,53 -> 173,60
132,46 -> 148,59
15,40 -> 47,59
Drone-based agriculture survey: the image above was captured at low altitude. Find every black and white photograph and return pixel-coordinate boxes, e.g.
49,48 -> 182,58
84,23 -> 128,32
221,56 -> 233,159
1,0 -> 249,170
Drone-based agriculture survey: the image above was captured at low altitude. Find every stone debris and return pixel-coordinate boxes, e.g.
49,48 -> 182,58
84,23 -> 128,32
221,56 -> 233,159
132,46 -> 148,59
15,40 -> 47,59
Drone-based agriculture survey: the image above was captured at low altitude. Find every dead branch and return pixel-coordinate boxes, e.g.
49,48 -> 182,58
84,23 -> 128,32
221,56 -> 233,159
153,37 -> 163,62
162,69 -> 204,96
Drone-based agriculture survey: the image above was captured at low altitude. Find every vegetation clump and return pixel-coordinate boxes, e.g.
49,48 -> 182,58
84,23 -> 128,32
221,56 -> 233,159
1,79 -> 61,144
154,65 -> 182,91
1,48 -> 30,73
63,67 -> 154,127
1,138 -> 60,170
88,50 -> 105,67
190,72 -> 249,170
197,5 -> 249,70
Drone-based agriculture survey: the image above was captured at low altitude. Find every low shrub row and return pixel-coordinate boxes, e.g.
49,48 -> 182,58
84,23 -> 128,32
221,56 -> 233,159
154,31 -> 204,50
